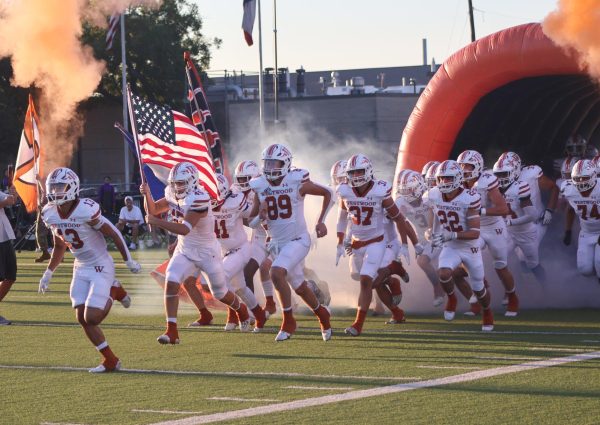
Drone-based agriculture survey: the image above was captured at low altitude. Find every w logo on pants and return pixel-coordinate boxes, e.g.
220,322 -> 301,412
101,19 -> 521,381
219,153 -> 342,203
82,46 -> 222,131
94,266 -> 104,273
470,247 -> 479,254
495,228 -> 503,235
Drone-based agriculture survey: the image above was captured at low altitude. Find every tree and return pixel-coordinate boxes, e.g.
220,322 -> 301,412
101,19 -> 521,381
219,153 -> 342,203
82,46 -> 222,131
0,59 -> 29,167
83,0 -> 221,110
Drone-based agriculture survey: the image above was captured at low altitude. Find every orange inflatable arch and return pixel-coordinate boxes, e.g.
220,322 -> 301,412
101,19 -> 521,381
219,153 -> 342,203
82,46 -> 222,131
396,22 -> 595,174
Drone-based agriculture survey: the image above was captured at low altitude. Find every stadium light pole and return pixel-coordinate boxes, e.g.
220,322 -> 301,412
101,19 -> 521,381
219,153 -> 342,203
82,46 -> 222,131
120,13 -> 130,190
257,0 -> 265,129
468,0 -> 476,42
273,0 -> 279,123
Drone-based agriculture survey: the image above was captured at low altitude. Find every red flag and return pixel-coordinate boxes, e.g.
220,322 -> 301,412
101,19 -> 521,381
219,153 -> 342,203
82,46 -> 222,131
242,0 -> 256,46
106,13 -> 120,50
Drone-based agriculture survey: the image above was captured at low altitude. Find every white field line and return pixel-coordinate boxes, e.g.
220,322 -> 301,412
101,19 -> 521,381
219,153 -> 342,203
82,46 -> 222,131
526,347 -> 590,352
582,340 -> 600,343
416,365 -> 482,370
285,386 -> 355,391
40,423 -> 89,425
207,397 -> 279,403
132,410 -> 203,415
147,351 -> 600,425
0,364 -> 419,382
474,356 -> 539,361
11,322 -> 600,336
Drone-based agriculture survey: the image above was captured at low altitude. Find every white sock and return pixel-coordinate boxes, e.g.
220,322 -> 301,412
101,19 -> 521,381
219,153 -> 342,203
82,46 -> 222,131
167,317 -> 177,323
261,279 -> 274,297
96,341 -> 108,351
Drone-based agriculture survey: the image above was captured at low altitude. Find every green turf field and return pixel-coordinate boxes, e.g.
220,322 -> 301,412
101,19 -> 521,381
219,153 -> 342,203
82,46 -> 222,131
1,251 -> 599,425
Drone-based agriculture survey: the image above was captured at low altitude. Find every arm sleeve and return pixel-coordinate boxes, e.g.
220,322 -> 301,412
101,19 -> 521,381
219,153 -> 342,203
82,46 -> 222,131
510,205 -> 537,225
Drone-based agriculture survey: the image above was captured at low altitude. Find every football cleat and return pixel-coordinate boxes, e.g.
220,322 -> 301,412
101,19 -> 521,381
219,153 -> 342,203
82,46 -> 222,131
157,332 -> 180,345
432,296 -> 445,307
385,318 -> 406,325
482,309 -> 494,332
344,326 -> 360,336
0,315 -> 12,326
89,360 -> 121,373
321,328 -> 332,342
119,295 -> 131,309
444,293 -> 457,321
505,292 -> 519,317
239,319 -> 252,333
188,317 -> 213,327
275,330 -> 292,342
224,322 -> 238,331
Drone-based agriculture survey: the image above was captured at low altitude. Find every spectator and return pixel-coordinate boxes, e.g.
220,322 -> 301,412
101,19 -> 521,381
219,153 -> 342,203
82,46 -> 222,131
98,176 -> 116,216
0,187 -> 17,325
116,196 -> 145,250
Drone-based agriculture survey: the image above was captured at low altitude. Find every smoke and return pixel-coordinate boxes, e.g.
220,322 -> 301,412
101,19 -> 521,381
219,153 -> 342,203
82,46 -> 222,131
543,0 -> 600,81
0,0 -> 160,172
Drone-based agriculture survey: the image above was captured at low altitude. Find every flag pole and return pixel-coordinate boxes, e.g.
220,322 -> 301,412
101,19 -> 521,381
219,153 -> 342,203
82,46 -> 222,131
120,13 -> 131,190
273,0 -> 279,123
184,52 -> 215,164
28,95 -> 44,204
125,84 -> 146,185
257,0 -> 265,129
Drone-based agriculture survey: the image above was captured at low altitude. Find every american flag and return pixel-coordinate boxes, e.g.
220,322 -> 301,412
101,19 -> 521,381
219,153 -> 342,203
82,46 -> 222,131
242,0 -> 256,46
184,54 -> 228,177
105,13 -> 120,50
129,91 -> 218,199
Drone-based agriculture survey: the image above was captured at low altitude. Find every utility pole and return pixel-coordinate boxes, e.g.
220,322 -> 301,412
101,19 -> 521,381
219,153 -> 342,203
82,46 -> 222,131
468,0 -> 476,42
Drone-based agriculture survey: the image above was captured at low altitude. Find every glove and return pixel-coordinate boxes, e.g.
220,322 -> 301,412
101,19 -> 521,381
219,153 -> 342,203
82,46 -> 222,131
126,260 -> 141,274
398,243 -> 410,265
39,269 -> 53,294
541,209 -> 553,225
343,238 -> 353,256
431,230 -> 456,248
414,242 -> 424,257
504,217 -> 513,227
563,230 -> 572,246
335,244 -> 345,266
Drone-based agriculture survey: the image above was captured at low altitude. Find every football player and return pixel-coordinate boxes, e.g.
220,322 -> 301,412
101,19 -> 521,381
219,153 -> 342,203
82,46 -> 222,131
212,173 -> 267,332
563,160 -> 600,281
422,161 -> 440,190
457,150 -> 518,317
142,162 -> 251,344
559,156 -> 580,246
237,160 -> 277,316
336,154 -> 411,336
493,156 -> 546,282
424,160 -> 494,331
248,144 -> 333,342
395,169 -> 446,306
39,167 -> 140,373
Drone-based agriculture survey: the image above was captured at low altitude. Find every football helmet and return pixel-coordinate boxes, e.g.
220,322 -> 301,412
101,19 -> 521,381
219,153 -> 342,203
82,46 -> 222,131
435,160 -> 463,194
561,156 -> 580,180
571,159 -> 597,192
457,150 -> 484,181
424,162 -> 440,189
234,160 -> 260,190
46,167 -> 80,205
492,156 -> 517,189
498,152 -> 522,179
421,161 -> 440,179
565,134 -> 587,157
261,144 -> 292,181
397,170 -> 427,202
346,154 -> 374,187
168,162 -> 199,200
330,160 -> 348,186
585,144 -> 599,159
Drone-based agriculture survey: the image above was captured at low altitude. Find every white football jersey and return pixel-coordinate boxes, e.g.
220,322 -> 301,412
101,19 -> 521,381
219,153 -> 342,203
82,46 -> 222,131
423,187 -> 481,248
42,198 -> 110,265
165,185 -> 215,250
520,165 -> 544,215
500,180 -> 536,232
249,168 -> 309,244
395,197 -> 430,239
472,171 -> 504,228
337,180 -> 392,241
213,191 -> 251,251
563,179 -> 600,234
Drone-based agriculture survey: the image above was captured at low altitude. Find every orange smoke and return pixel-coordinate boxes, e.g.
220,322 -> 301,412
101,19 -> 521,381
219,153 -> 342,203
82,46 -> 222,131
0,0 -> 160,172
543,0 -> 600,80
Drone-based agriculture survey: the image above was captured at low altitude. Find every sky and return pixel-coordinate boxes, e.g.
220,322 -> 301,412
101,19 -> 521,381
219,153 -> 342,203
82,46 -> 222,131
193,0 -> 559,77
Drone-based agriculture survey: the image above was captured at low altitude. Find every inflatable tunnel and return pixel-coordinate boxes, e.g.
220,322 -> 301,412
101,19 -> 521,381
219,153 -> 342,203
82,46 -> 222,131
396,22 -> 600,175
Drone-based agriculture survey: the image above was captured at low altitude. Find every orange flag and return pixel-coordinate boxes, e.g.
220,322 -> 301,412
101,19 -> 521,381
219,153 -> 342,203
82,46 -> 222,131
13,95 -> 42,213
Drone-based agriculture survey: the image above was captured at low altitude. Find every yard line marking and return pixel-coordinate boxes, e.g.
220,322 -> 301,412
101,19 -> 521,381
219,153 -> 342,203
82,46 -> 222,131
207,397 -> 279,402
0,364 -> 419,382
40,422 -> 89,425
416,365 -> 482,370
474,356 -> 539,361
582,340 -> 600,343
132,410 -> 203,415
285,386 -> 355,391
12,322 -> 600,336
526,347 -> 589,352
147,351 -> 600,425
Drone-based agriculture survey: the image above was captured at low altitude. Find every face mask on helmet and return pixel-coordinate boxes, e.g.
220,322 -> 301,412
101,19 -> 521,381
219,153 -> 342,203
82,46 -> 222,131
573,174 -> 596,192
170,180 -> 189,200
425,166 -> 438,189
47,183 -> 70,205
263,159 -> 286,181
494,171 -> 512,188
236,176 -> 252,190
459,163 -> 477,181
436,175 -> 460,193
348,169 -> 369,187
